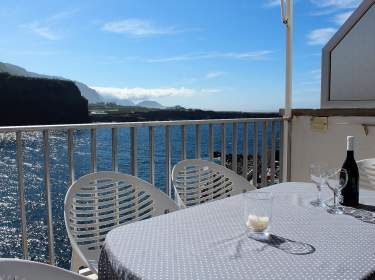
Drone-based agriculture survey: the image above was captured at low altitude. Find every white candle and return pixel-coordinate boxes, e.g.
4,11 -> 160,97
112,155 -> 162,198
246,214 -> 269,232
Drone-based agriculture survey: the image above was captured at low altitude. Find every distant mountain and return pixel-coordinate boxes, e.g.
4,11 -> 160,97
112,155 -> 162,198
0,63 -> 30,76
118,99 -> 135,106
104,97 -> 135,107
74,82 -> 103,103
0,62 -> 103,104
137,100 -> 165,109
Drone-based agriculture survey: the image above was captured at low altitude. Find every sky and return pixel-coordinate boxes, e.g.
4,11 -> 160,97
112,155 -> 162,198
0,0 -> 362,111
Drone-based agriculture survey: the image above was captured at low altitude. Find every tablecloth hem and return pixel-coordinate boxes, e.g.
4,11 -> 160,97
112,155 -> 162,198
98,242 -> 142,280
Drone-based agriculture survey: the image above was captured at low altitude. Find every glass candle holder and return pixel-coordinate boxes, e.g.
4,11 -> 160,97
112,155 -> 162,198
244,191 -> 273,240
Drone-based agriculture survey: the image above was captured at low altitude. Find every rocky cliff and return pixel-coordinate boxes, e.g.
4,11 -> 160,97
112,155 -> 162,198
0,73 -> 89,125
0,62 -> 103,103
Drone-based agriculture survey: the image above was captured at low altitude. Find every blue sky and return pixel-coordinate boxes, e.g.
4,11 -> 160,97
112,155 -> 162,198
0,0 -> 361,111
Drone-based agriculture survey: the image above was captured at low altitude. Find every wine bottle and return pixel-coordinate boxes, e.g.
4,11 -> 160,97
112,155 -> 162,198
341,136 -> 359,207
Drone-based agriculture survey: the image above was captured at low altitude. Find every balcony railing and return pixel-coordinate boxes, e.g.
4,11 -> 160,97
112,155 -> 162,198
0,117 -> 283,266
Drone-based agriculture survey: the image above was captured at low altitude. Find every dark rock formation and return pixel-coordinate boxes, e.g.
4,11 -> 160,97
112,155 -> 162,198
213,151 -> 280,184
90,107 -> 279,122
0,62 -> 103,103
0,73 -> 89,126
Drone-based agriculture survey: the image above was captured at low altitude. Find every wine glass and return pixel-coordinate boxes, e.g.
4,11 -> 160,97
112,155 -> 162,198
309,164 -> 328,207
326,168 -> 348,214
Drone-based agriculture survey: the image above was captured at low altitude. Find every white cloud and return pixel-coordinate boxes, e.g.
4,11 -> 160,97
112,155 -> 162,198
264,0 -> 280,8
102,19 -> 178,37
102,51 -> 272,64
310,69 -> 321,80
307,28 -> 337,45
333,11 -> 353,24
91,86 -> 219,100
309,0 -> 359,22
310,0 -> 361,9
146,50 -> 273,63
20,10 -> 77,40
307,2 -> 356,47
297,69 -> 321,87
22,23 -> 61,40
205,71 -> 225,79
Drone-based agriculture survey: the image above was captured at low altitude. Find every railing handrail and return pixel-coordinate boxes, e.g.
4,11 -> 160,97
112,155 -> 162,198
0,117 -> 281,133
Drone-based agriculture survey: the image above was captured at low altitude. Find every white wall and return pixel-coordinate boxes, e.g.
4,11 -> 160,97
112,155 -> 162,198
290,116 -> 375,181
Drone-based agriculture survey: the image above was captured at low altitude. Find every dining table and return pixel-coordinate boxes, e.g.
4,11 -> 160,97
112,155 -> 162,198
98,182 -> 375,280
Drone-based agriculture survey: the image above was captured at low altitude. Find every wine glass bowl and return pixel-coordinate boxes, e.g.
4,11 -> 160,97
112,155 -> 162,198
326,168 -> 348,215
309,164 -> 328,207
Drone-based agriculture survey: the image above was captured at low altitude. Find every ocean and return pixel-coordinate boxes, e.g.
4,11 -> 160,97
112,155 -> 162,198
0,122 -> 280,268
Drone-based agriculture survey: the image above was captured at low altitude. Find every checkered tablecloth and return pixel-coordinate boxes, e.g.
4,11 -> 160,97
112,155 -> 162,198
98,182 -> 375,280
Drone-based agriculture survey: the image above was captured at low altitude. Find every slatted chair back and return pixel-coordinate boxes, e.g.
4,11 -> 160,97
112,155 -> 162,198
64,171 -> 178,273
0,258 -> 87,280
358,158 -> 375,191
172,159 -> 255,208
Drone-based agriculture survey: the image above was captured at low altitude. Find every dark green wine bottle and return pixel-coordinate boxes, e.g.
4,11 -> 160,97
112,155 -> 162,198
341,136 -> 359,207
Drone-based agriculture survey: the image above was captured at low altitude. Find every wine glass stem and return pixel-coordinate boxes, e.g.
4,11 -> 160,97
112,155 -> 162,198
333,191 -> 337,209
317,186 -> 321,202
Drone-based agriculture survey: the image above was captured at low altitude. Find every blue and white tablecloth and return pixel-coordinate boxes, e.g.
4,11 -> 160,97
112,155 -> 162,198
98,182 -> 375,280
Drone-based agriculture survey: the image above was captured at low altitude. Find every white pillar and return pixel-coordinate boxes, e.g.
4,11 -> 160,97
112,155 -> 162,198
281,0 -> 293,182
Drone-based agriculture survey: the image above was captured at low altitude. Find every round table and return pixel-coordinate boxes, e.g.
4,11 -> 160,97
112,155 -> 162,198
98,182 -> 375,280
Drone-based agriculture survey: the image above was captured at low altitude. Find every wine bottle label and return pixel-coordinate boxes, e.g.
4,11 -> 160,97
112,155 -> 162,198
347,136 -> 355,151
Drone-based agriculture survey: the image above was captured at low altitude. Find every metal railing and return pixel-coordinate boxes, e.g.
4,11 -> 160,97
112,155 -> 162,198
0,117 -> 283,265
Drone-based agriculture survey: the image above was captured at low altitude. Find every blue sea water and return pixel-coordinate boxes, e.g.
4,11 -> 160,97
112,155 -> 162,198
0,122 -> 280,268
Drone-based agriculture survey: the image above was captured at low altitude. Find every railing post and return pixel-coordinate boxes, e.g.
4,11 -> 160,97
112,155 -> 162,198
112,128 -> 118,172
181,125 -> 186,160
131,127 -> 137,176
252,122 -> 258,188
149,127 -> 155,185
208,124 -> 213,161
43,130 -> 55,265
261,121 -> 268,188
165,126 -> 171,196
279,119 -> 284,183
242,122 -> 248,178
16,131 -> 28,260
287,118 -> 292,181
232,123 -> 238,173
271,120 -> 276,184
221,124 -> 226,166
282,118 -> 292,182
90,128 -> 97,173
67,129 -> 74,185
195,124 -> 201,159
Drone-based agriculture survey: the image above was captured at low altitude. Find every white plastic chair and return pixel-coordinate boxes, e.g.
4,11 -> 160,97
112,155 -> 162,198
172,159 -> 256,208
358,158 -> 375,191
0,258 -> 87,280
64,171 -> 179,275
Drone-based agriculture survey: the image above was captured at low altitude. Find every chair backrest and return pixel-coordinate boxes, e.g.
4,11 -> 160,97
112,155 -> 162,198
172,159 -> 256,207
358,158 -> 375,191
64,171 -> 178,271
0,258 -> 87,280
